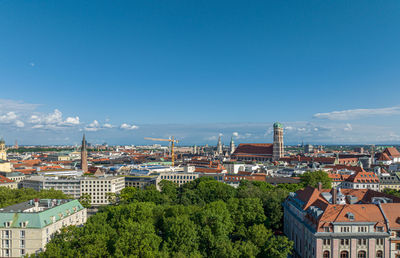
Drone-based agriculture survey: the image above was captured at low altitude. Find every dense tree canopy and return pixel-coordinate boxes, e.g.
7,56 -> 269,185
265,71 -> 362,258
299,170 -> 332,189
37,178 -> 295,258
0,187 -> 70,208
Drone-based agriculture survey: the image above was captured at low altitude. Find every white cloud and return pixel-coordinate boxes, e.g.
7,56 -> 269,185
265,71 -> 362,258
313,106 -> 400,120
84,120 -> 100,132
120,123 -> 139,130
232,132 -> 239,137
344,123 -> 352,131
15,120 -> 25,128
0,112 -> 18,123
103,123 -> 114,128
64,116 -> 80,125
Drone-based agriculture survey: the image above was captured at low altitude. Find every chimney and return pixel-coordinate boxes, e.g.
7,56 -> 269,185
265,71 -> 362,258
317,182 -> 322,191
34,198 -> 39,212
332,188 -> 337,204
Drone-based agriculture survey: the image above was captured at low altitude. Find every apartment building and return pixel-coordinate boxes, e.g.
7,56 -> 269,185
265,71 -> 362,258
0,199 -> 86,257
155,172 -> 199,190
80,176 -> 125,205
284,185 -> 400,258
124,176 -> 157,189
20,176 -> 81,199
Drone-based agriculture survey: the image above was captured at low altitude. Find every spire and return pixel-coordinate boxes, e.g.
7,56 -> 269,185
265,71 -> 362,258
229,136 -> 235,155
81,134 -> 88,173
217,135 -> 223,155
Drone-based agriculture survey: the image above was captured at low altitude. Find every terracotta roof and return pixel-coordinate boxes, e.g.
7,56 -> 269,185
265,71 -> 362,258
232,143 -> 273,156
377,152 -> 391,161
324,165 -> 365,173
384,147 -> 400,158
0,175 -> 14,183
346,171 -> 379,183
290,187 -> 400,232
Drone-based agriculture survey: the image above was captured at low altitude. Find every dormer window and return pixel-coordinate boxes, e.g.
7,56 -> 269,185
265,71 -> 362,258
324,227 -> 330,232
20,221 -> 28,228
4,221 -> 11,227
376,226 -> 384,232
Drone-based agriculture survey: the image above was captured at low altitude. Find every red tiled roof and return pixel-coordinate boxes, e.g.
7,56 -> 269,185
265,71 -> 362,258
324,165 -> 365,173
384,147 -> 400,158
232,143 -> 273,156
0,175 -> 13,183
291,187 -> 400,232
346,171 -> 379,183
377,153 -> 391,161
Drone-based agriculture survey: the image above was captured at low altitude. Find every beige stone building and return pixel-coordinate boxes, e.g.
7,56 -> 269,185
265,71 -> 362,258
0,199 -> 86,257
80,176 -> 125,205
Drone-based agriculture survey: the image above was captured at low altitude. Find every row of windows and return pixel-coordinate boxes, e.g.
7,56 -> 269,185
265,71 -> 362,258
323,250 -> 382,258
323,238 -> 387,247
1,239 -> 25,248
1,230 -> 25,239
2,249 -> 25,257
160,175 -> 196,180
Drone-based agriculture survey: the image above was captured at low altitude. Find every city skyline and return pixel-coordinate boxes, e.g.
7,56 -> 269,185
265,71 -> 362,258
1,1 -> 400,145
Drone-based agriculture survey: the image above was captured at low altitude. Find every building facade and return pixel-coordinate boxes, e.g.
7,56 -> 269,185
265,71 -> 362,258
272,122 -> 284,161
80,176 -> 125,205
284,186 -> 400,258
81,134 -> 88,173
0,199 -> 86,257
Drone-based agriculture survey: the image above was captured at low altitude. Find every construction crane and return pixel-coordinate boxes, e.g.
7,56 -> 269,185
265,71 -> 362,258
144,136 -> 179,166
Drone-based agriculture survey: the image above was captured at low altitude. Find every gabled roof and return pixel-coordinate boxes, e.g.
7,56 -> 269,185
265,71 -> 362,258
346,171 -> 379,183
232,143 -> 273,156
384,147 -> 400,158
0,175 -> 13,184
377,153 -> 391,161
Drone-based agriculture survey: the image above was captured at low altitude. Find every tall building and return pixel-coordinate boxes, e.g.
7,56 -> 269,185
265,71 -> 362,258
273,122 -> 284,161
80,134 -> 88,173
229,137 -> 236,155
0,199 -> 86,257
284,186 -> 400,258
0,139 -> 12,173
216,135 -> 223,155
0,138 -> 6,161
231,122 -> 284,162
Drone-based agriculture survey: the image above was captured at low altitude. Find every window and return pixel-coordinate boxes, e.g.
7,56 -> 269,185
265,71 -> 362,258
323,251 -> 330,258
324,227 -> 330,232
2,230 -> 10,238
376,251 -> 383,258
340,251 -> 349,258
21,249 -> 25,256
358,251 -> 366,258
3,239 -> 10,248
323,239 -> 331,245
20,240 -> 25,248
376,226 -> 384,232
397,243 -> 400,250
20,230 -> 25,239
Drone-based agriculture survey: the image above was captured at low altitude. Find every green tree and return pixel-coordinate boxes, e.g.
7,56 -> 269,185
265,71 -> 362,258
79,193 -> 91,208
300,170 -> 332,189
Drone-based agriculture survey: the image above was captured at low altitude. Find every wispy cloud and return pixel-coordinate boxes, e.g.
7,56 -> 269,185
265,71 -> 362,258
120,123 -> 139,130
313,106 -> 400,120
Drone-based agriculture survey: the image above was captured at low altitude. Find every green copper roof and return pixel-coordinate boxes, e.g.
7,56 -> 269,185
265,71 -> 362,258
273,122 -> 283,128
0,199 -> 84,229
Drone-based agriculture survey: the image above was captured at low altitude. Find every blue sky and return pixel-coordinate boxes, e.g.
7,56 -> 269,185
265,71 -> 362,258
1,0 -> 400,145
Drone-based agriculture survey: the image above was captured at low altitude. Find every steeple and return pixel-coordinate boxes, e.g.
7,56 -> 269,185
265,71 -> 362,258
0,138 -> 6,160
217,135 -> 223,155
229,136 -> 235,155
81,134 -> 88,173
272,122 -> 284,161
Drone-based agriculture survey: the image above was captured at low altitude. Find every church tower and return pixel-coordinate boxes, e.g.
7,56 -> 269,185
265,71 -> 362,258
272,122 -> 284,161
0,138 -> 6,160
217,136 -> 223,155
229,137 -> 236,155
81,134 -> 88,173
